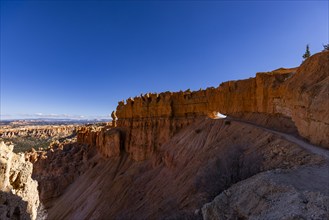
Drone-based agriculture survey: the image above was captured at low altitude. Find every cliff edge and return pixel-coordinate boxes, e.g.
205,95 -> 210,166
26,51 -> 329,219
108,51 -> 328,161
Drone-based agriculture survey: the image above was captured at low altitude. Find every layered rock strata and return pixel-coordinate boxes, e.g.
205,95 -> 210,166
46,118 -> 326,219
284,52 -> 329,147
77,123 -> 122,158
114,51 -> 328,160
0,142 -> 40,220
33,52 -> 328,219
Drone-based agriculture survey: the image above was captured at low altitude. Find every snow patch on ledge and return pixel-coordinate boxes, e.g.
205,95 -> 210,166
208,112 -> 227,119
213,112 -> 227,119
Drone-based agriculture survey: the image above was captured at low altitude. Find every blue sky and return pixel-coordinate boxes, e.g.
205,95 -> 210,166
1,0 -> 328,120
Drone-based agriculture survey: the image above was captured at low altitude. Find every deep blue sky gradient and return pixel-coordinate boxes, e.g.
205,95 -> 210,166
1,0 -> 328,119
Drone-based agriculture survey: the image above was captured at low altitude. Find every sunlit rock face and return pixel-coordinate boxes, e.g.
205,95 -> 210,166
113,51 -> 328,161
29,51 -> 328,219
0,142 -> 40,220
77,124 -> 122,158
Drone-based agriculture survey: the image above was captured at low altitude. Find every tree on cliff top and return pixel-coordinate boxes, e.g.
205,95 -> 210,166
323,44 -> 329,51
302,44 -> 311,60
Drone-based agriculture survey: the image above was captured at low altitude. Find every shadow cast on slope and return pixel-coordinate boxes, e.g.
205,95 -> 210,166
0,190 -> 31,220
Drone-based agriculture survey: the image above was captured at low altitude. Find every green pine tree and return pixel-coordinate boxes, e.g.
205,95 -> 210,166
302,44 -> 311,60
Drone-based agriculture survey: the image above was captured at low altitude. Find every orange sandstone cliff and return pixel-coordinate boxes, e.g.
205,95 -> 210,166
29,51 -> 329,219
94,51 -> 328,161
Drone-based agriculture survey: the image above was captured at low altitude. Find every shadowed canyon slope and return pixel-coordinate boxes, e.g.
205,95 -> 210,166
42,119 -> 326,219
22,51 -> 329,219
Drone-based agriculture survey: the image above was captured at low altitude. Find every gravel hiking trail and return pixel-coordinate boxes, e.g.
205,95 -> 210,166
229,117 -> 329,160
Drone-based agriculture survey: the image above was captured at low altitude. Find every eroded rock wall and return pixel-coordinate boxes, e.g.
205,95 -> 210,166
77,124 -> 122,159
26,141 -> 96,208
35,51 -> 328,219
113,51 -> 328,160
284,51 -> 329,147
115,68 -> 296,119
47,118 -> 326,219
0,142 -> 40,220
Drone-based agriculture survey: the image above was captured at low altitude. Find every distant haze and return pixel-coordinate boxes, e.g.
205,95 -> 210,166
0,113 -> 110,120
1,1 -> 328,119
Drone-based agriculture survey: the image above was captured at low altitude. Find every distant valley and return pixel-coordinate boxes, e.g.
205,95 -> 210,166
0,119 -> 109,152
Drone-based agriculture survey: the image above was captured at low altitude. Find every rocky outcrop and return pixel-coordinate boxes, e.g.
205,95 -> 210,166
0,142 -> 40,220
23,123 -> 113,209
115,68 -> 297,119
26,141 -> 95,208
77,124 -> 122,158
46,118 -> 326,219
114,51 -> 328,161
284,51 -> 329,147
202,164 -> 329,220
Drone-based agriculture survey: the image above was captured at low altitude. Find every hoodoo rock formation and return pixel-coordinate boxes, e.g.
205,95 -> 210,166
0,142 -> 40,220
24,51 -> 328,219
71,52 -> 329,164
112,51 -> 328,161
2,51 -> 326,219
